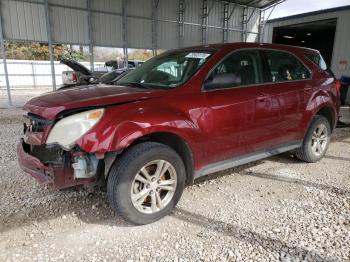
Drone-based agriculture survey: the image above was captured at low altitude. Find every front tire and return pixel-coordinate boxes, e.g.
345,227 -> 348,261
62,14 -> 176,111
107,142 -> 186,225
295,115 -> 331,163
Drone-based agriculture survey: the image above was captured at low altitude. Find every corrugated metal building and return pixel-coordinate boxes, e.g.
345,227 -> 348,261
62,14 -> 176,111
263,5 -> 350,79
0,0 -> 284,106
0,0 -> 265,50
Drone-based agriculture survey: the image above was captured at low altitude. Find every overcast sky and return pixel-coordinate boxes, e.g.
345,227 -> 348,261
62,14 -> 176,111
269,0 -> 350,19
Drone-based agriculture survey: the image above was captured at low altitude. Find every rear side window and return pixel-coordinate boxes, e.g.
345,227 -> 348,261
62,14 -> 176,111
263,50 -> 311,83
306,53 -> 327,70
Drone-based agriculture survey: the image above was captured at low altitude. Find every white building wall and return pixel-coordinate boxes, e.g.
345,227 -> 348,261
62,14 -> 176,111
263,8 -> 350,78
0,59 -> 105,88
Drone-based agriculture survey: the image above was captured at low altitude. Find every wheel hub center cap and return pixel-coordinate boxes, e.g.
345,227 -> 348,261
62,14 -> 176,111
150,182 -> 158,190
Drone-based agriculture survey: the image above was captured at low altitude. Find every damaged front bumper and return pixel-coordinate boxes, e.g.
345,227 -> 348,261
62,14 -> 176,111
17,113 -> 102,189
17,137 -> 100,192
17,139 -> 98,189
17,138 -> 54,185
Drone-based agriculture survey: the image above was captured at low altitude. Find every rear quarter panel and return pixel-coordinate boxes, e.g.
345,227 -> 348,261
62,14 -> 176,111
300,66 -> 339,136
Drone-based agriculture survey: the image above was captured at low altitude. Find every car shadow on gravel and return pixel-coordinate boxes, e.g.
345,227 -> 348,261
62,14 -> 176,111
0,188 -> 130,234
324,155 -> 350,161
240,171 -> 350,196
332,128 -> 350,142
173,208 -> 333,261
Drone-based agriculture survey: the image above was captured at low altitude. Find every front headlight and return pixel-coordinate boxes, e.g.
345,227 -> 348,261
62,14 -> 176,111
46,108 -> 104,149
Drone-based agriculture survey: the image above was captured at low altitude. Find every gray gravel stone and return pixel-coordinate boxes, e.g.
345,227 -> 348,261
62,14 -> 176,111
0,108 -> 349,261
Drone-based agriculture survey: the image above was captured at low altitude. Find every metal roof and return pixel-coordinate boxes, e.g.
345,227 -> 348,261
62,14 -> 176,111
222,0 -> 285,9
267,4 -> 350,23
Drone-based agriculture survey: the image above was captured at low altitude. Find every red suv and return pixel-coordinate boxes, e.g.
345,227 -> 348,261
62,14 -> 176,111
17,43 -> 340,224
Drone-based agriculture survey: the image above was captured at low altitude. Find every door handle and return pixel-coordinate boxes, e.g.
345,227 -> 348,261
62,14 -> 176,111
304,86 -> 312,93
257,93 -> 269,102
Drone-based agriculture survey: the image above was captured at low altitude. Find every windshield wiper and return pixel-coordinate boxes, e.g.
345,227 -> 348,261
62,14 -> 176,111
118,81 -> 149,89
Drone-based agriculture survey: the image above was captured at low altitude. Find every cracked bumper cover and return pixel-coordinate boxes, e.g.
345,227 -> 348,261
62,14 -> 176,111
17,139 -> 96,189
17,139 -> 54,184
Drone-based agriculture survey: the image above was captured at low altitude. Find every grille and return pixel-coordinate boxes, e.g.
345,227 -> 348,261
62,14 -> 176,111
23,113 -> 53,134
31,144 -> 65,165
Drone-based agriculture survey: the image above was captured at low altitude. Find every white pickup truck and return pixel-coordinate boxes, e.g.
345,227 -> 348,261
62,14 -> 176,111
61,59 -> 108,86
61,59 -> 144,88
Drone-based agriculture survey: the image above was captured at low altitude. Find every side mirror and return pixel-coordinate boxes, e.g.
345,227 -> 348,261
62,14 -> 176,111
204,73 -> 241,90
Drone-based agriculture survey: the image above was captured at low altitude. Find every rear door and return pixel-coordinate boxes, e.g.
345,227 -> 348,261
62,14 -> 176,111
252,49 -> 312,151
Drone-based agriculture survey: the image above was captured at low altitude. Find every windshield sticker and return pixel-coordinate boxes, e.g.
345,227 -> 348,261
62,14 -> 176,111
185,52 -> 211,59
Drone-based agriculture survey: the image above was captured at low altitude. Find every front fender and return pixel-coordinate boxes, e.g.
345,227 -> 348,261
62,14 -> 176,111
76,104 -> 202,155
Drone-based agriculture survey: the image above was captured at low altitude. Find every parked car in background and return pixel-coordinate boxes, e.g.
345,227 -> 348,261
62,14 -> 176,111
61,59 -> 105,86
127,60 -> 144,68
96,68 -> 132,85
105,59 -> 144,70
18,43 -> 340,225
61,59 -> 143,87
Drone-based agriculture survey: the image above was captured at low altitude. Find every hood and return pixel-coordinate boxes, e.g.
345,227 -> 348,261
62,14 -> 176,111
23,84 -> 164,120
60,59 -> 92,76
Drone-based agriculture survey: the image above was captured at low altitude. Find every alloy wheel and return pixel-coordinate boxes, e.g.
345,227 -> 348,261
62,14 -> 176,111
131,160 -> 177,214
311,123 -> 328,156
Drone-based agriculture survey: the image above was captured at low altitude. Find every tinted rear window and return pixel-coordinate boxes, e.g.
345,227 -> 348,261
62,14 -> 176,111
263,50 -> 311,82
306,53 -> 327,70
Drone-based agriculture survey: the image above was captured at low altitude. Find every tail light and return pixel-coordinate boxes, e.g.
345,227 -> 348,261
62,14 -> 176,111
335,79 -> 341,96
72,72 -> 78,83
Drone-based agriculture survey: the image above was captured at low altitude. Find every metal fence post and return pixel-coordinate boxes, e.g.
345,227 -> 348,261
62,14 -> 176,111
223,2 -> 228,43
201,0 -> 208,45
259,9 -> 264,43
0,16 -> 12,107
259,5 -> 276,43
87,0 -> 94,71
44,0 -> 56,91
31,62 -> 37,88
241,6 -> 248,42
151,0 -> 159,56
223,3 -> 236,43
122,0 -> 128,68
178,0 -> 185,48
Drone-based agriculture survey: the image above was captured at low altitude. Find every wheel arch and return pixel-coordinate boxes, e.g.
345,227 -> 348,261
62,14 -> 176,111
104,131 -> 195,186
129,132 -> 195,185
300,101 -> 337,141
314,106 -> 336,131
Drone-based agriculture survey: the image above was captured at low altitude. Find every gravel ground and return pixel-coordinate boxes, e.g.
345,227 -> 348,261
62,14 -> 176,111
0,108 -> 349,262
0,89 -> 51,108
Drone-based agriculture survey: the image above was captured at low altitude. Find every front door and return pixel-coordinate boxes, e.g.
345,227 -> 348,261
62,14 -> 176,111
199,49 -> 264,164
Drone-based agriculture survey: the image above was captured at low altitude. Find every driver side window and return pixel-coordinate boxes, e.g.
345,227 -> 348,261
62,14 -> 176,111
204,50 -> 263,90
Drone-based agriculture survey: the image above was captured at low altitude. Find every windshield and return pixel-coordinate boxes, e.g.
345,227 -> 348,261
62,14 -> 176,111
117,50 -> 214,89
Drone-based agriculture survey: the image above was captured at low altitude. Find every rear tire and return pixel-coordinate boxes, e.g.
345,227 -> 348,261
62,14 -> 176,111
107,142 -> 186,225
295,115 -> 331,163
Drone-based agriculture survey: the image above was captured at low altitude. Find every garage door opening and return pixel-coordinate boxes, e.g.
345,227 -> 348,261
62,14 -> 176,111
272,19 -> 337,66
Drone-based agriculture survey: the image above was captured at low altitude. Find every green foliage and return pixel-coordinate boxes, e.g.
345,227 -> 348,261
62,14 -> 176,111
1,41 -> 155,62
61,50 -> 88,61
3,41 -> 89,61
128,49 -> 154,61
